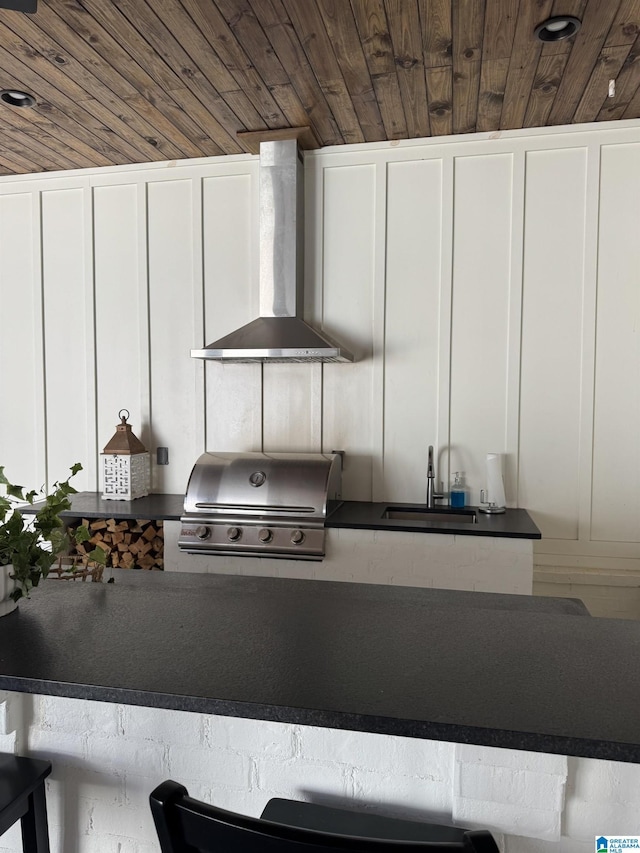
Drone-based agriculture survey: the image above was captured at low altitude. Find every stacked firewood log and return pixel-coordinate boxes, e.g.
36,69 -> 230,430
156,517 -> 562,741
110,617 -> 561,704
67,518 -> 164,570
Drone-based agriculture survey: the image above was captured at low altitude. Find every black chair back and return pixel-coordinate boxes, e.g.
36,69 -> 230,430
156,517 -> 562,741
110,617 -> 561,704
150,780 -> 499,853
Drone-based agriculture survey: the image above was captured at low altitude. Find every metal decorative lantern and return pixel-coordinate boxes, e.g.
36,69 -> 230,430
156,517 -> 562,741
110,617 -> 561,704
101,409 -> 151,501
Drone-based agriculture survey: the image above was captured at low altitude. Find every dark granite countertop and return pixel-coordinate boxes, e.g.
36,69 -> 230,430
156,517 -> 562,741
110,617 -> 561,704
3,569 -> 640,764
22,492 -> 186,521
327,502 -> 541,539
23,493 -> 541,539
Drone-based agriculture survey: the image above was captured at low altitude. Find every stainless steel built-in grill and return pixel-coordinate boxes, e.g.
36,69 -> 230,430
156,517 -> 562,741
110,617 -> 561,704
179,452 -> 343,560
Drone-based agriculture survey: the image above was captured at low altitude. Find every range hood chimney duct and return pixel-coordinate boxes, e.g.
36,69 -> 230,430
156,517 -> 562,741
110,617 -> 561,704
191,137 -> 354,364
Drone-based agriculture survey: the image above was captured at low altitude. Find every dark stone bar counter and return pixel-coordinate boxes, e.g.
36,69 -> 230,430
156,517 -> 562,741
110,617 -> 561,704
0,569 -> 638,763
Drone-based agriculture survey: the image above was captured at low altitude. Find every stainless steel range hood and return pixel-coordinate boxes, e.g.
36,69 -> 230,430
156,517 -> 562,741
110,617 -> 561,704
191,138 -> 354,364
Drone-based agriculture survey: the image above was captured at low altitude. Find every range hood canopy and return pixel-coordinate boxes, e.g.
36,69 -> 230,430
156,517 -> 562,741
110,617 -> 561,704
191,134 -> 354,364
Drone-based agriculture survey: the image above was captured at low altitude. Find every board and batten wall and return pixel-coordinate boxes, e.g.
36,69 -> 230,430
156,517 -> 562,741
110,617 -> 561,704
0,121 -> 639,614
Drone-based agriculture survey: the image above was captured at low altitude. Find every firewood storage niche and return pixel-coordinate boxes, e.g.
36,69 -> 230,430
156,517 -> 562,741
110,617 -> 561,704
66,517 -> 164,571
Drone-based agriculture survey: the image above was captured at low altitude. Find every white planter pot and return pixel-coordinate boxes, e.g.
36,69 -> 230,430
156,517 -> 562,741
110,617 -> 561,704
0,564 -> 18,617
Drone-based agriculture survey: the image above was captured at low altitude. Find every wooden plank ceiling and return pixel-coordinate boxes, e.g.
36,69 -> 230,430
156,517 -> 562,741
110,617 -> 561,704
0,0 -> 638,175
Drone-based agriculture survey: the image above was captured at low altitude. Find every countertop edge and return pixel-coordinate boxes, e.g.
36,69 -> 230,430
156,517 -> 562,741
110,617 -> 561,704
326,518 -> 541,539
0,676 -> 632,763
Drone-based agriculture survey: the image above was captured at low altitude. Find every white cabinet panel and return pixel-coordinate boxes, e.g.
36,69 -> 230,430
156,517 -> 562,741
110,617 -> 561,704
321,164 -> 376,500
0,193 -> 42,488
592,143 -> 640,543
450,154 -> 513,505
94,184 -> 147,475
202,172 -> 261,451
384,158 -> 443,503
41,187 -> 93,491
519,148 -> 587,540
148,179 -> 199,493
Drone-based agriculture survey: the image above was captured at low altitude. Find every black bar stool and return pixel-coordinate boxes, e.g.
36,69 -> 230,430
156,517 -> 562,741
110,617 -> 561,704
150,779 -> 500,852
0,754 -> 52,853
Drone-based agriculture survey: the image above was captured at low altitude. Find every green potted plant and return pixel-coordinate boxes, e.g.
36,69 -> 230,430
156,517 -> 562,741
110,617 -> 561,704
0,463 -> 105,615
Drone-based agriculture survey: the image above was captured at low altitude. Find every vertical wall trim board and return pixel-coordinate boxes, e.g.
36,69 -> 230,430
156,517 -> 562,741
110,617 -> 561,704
137,181 -> 154,460
85,181 -> 98,489
314,162 -> 326,328
256,164 -> 264,449
307,156 -> 323,454
581,143 -> 602,543
319,366 -> 324,455
251,161 -> 261,321
192,176 -> 206,455
260,363 -> 265,452
372,161 -> 388,500
506,151 -> 525,505
32,190 -> 47,489
138,182 -> 152,457
439,155 -> 455,492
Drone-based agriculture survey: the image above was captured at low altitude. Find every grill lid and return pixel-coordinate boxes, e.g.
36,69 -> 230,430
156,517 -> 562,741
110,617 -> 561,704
179,451 -> 343,560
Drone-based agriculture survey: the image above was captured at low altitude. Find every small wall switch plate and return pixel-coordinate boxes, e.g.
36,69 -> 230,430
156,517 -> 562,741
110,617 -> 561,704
157,447 -> 169,465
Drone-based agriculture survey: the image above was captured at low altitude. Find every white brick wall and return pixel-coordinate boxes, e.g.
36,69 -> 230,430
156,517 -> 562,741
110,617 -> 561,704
564,757 -> 640,840
454,745 -> 567,841
0,690 -> 23,754
1,691 -> 639,853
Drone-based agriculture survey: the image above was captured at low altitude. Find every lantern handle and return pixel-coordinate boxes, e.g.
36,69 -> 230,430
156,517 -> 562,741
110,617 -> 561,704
118,409 -> 130,424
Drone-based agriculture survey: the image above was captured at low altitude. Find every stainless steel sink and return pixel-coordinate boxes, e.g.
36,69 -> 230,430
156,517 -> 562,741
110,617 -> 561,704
383,507 -> 477,524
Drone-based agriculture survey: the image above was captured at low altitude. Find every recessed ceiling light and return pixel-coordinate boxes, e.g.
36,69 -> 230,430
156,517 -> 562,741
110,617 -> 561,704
534,16 -> 582,42
0,89 -> 36,108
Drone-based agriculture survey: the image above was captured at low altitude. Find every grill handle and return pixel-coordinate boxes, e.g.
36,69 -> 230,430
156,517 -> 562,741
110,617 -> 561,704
194,503 -> 316,514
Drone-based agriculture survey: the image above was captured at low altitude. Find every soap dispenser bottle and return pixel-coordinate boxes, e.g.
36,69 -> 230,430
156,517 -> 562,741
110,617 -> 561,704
450,472 -> 466,508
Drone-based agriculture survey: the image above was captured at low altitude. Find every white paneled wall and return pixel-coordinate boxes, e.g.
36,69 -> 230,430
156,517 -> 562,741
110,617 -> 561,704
450,153 -> 514,498
42,184 -> 96,491
94,183 -> 147,460
384,159 -> 443,503
519,148 -> 586,542
322,163 -> 378,498
0,122 -> 639,596
203,169 -> 262,451
147,178 -> 200,493
0,192 -> 42,490
592,143 -> 640,545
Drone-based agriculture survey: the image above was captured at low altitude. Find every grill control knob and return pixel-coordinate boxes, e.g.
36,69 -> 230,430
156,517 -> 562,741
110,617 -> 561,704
291,530 -> 305,545
258,528 -> 272,543
195,525 -> 211,541
227,527 -> 241,541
